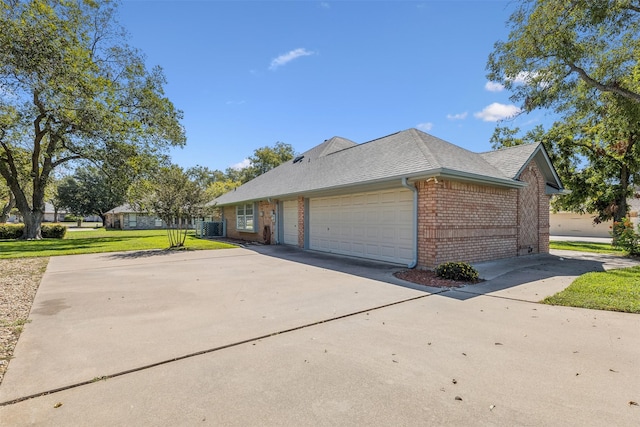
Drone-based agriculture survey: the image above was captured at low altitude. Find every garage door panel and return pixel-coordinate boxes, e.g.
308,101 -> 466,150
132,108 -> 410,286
380,245 -> 397,258
352,194 -> 366,205
380,192 -> 397,204
310,189 -> 413,265
365,244 -> 380,256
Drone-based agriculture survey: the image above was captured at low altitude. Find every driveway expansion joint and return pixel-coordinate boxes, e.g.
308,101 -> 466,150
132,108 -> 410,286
0,291 -> 439,407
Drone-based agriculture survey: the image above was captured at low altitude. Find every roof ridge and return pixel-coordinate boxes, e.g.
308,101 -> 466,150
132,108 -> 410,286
318,136 -> 357,157
480,142 -> 540,155
407,128 -> 441,168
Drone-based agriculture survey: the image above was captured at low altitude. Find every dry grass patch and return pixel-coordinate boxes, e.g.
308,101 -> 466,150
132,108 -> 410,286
0,257 -> 48,384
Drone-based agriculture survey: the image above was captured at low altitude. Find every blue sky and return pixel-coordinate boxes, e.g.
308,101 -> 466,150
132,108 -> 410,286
118,0 -> 548,172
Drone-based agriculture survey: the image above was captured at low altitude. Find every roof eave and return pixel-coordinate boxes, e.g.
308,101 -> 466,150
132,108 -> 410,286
423,168 -> 526,189
547,186 -> 572,195
515,144 -> 565,192
213,168 -> 526,206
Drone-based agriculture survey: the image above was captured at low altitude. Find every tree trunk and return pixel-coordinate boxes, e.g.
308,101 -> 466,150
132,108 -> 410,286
613,162 -> 630,223
16,183 -> 46,239
22,208 -> 44,239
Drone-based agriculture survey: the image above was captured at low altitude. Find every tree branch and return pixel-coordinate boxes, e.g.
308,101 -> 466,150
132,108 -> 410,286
567,63 -> 640,103
51,154 -> 83,169
627,4 -> 640,13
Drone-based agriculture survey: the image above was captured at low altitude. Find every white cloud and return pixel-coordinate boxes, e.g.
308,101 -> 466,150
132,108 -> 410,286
474,103 -> 521,122
230,158 -> 251,170
484,81 -> 504,92
507,71 -> 551,87
269,48 -> 315,70
446,112 -> 468,120
320,2 -> 330,9
509,71 -> 535,84
417,122 -> 434,131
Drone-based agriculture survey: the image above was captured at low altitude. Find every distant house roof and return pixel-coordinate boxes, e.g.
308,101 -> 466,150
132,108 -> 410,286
104,204 -> 136,215
215,128 -> 565,206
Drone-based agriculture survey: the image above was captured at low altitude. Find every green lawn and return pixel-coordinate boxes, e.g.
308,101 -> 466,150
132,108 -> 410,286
549,240 -> 625,255
542,266 -> 640,313
0,228 -> 236,259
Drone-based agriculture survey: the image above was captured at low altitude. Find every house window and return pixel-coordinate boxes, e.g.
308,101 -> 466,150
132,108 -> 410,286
128,213 -> 137,228
155,218 -> 163,227
236,203 -> 256,232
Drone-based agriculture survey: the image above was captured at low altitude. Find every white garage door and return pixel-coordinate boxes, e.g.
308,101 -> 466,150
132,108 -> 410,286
282,200 -> 298,245
309,189 -> 413,264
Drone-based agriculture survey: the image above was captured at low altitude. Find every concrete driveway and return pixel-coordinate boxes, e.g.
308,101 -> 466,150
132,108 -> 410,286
1,246 -> 639,426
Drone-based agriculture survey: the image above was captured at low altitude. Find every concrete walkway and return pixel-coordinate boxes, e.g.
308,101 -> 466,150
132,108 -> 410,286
1,247 -> 639,426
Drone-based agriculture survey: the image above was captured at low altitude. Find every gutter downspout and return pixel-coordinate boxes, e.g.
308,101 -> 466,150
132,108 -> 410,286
401,177 -> 418,269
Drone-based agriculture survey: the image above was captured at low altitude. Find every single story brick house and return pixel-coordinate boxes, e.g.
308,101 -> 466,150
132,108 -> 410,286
105,204 -> 201,230
214,128 -> 565,269
104,204 -> 166,230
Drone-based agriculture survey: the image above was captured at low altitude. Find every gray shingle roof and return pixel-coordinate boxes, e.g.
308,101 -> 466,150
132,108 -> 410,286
104,204 -> 135,214
215,128 -> 558,205
481,143 -> 564,193
480,143 -> 540,179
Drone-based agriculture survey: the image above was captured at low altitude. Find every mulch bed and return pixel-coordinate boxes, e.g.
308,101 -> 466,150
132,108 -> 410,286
394,269 -> 473,288
0,258 -> 48,385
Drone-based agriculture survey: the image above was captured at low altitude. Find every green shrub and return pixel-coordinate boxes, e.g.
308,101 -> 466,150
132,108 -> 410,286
0,223 -> 66,239
42,224 -> 67,239
612,217 -> 640,256
435,261 -> 479,282
0,223 -> 25,239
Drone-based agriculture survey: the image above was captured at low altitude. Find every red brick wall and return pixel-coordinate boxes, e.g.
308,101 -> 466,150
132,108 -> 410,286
517,161 -> 550,255
416,179 -> 518,268
258,200 -> 278,244
223,200 -> 278,244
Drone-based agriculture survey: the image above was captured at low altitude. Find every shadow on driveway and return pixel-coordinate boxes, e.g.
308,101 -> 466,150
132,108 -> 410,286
244,243 -> 640,301
247,244 -> 424,288
104,249 -> 183,260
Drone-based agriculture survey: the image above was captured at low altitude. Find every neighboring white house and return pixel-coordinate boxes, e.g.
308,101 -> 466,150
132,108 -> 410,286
549,198 -> 640,238
8,203 -> 101,223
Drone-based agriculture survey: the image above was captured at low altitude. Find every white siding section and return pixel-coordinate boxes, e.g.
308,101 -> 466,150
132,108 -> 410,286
283,200 -> 298,245
309,189 -> 413,264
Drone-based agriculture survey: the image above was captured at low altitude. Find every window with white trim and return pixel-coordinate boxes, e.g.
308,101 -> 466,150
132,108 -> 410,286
236,203 -> 256,232
128,213 -> 137,228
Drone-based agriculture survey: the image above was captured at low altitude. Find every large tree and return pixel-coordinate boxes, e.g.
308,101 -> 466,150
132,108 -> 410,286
0,0 -> 185,239
56,165 -> 127,225
487,0 -> 640,223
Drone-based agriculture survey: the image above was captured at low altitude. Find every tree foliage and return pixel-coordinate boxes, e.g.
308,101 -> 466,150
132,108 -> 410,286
0,179 -> 14,222
187,142 -> 295,201
130,165 -> 212,248
0,0 -> 185,239
56,165 -> 126,223
487,0 -> 640,224
487,0 -> 640,113
243,141 -> 295,182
